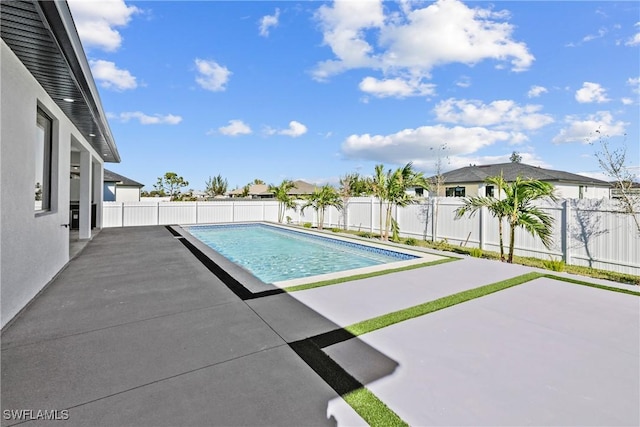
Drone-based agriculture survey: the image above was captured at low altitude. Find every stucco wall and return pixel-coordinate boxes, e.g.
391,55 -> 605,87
554,184 -> 610,199
115,186 -> 141,202
0,41 -> 104,328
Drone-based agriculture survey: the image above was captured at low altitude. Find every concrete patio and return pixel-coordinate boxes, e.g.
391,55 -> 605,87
2,226 -> 638,426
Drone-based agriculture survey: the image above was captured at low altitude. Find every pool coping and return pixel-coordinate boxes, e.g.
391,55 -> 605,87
173,221 -> 446,294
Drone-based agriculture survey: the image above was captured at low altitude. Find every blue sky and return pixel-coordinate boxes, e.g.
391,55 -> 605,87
68,0 -> 640,192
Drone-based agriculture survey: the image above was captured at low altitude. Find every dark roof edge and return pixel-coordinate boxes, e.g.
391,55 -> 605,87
37,1 -> 120,163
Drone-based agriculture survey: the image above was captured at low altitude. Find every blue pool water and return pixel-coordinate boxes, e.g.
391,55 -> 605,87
187,223 -> 417,283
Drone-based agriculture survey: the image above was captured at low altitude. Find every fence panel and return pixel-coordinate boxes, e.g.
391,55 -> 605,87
196,202 -> 234,223
103,202 -> 122,227
104,197 -> 639,275
122,203 -> 158,226
233,201 -> 266,222
159,203 -> 197,225
348,198 -> 374,232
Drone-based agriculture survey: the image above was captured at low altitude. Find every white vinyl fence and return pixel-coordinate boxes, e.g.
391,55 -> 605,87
103,198 -> 640,276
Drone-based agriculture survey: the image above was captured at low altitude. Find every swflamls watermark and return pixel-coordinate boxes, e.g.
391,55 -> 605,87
3,409 -> 69,421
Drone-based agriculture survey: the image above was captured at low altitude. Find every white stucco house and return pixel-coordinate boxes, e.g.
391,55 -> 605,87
1,1 -> 120,328
426,163 -> 611,199
102,169 -> 144,202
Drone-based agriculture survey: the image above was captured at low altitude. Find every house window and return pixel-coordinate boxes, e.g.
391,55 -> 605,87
579,185 -> 584,199
445,186 -> 465,197
35,108 -> 52,211
415,187 -> 424,197
486,185 -> 495,197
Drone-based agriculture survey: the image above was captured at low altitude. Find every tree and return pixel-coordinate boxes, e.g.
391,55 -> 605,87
252,178 -> 265,185
372,164 -> 389,239
510,151 -> 523,163
301,185 -> 343,230
205,174 -> 228,198
591,130 -> 640,233
429,143 -> 449,241
456,175 -> 557,263
383,163 -> 429,241
455,173 -> 509,261
268,179 -> 296,223
154,172 -> 189,201
372,163 -> 429,241
338,173 -> 373,230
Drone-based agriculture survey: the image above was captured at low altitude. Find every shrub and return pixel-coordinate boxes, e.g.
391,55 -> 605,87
434,238 -> 450,250
330,227 -> 342,233
404,237 -> 418,246
469,247 -> 483,258
356,231 -> 373,238
543,259 -> 565,272
285,216 -> 292,224
303,222 -> 313,228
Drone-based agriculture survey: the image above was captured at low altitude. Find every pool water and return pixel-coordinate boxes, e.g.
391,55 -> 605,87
186,223 -> 417,283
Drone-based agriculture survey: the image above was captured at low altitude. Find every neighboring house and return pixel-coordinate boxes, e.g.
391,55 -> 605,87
611,181 -> 640,200
103,169 -> 144,202
228,183 -> 271,198
427,163 -> 611,199
228,180 -> 319,198
1,1 -> 120,328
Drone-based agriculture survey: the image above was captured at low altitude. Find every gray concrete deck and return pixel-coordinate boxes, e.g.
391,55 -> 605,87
2,226 -> 638,426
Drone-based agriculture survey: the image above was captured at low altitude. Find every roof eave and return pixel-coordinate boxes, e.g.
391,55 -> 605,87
37,1 -> 120,163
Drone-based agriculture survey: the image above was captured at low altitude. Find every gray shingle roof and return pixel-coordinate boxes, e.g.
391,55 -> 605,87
433,163 -> 611,186
104,169 -> 144,187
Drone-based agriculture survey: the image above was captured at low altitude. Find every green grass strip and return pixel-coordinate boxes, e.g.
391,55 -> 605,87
285,257 -> 458,293
542,273 -> 640,296
345,271 -> 543,336
345,272 -> 639,337
343,387 -> 408,427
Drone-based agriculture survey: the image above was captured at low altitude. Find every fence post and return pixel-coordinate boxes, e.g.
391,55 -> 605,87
479,206 -> 485,250
431,197 -> 437,242
562,200 -> 572,264
370,197 -> 374,233
121,202 -> 125,227
232,201 -> 235,223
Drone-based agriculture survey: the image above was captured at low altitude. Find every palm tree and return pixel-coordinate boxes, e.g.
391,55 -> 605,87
372,164 -> 389,239
383,162 -> 429,241
455,173 -> 509,261
456,175 -> 557,263
204,174 -> 228,198
268,179 -> 296,223
300,185 -> 343,230
338,173 -> 373,230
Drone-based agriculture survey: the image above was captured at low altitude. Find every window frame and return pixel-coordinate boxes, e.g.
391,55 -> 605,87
35,108 -> 53,213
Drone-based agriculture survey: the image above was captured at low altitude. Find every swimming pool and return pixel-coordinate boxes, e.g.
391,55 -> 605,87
185,223 -> 424,286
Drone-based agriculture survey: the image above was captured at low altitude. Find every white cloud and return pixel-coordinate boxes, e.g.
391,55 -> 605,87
218,120 -> 252,136
313,0 -> 534,82
575,171 -> 612,182
621,98 -> 634,105
341,125 -> 516,167
89,60 -> 137,90
359,77 -> 436,98
626,22 -> 640,46
195,59 -> 231,92
455,76 -> 471,88
527,85 -> 548,98
266,121 -> 308,137
114,111 -> 182,125
68,0 -> 140,52
627,77 -> 640,94
552,111 -> 626,144
575,82 -> 610,103
582,27 -> 607,42
433,98 -> 554,131
259,8 -> 280,37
